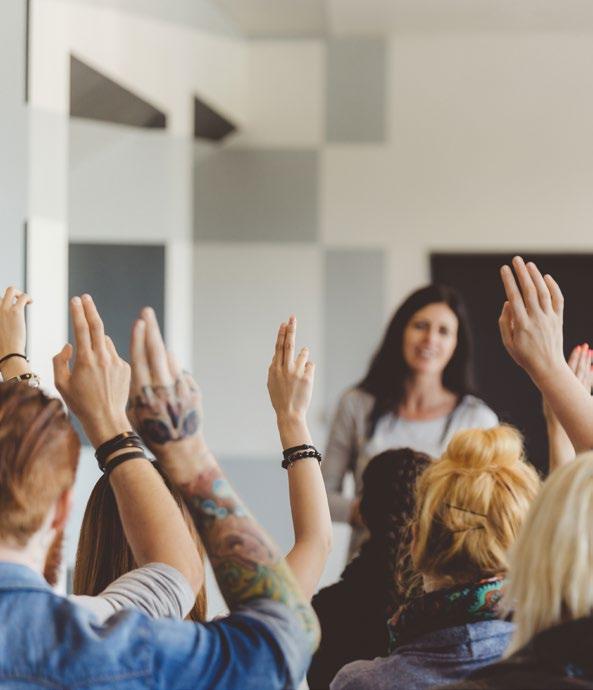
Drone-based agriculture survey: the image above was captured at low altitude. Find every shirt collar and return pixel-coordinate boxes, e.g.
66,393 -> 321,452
0,561 -> 51,591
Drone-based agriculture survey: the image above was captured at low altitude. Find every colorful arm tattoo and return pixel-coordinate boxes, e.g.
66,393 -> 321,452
128,378 -> 319,648
181,463 -> 319,648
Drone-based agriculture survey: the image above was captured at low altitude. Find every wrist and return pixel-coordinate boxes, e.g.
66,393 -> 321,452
276,414 -> 312,449
0,358 -> 31,380
88,417 -> 133,450
529,359 -> 569,391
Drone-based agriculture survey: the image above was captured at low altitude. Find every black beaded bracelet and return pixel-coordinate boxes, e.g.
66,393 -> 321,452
95,431 -> 143,470
103,450 -> 148,478
282,444 -> 316,460
282,446 -> 322,470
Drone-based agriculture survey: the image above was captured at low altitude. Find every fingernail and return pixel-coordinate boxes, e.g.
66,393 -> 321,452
72,296 -> 81,305
81,293 -> 91,302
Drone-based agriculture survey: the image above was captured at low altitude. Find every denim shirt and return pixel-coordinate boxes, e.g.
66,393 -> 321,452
331,620 -> 514,690
0,562 -> 311,689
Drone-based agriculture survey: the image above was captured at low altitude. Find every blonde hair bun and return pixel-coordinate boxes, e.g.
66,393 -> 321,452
442,425 -> 524,472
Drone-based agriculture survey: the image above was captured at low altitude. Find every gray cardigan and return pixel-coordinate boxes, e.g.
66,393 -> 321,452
330,620 -> 514,690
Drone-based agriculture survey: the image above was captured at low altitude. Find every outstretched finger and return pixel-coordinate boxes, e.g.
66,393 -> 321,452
52,343 -> 72,391
130,318 -> 151,395
14,292 -> 33,310
168,351 -> 190,398
512,256 -> 540,314
568,345 -> 581,373
142,307 -> 173,386
526,262 -> 552,312
543,274 -> 564,315
577,344 -> 590,383
498,301 -> 514,353
500,265 -> 528,324
1,287 -> 22,309
273,322 -> 286,366
81,294 -> 108,355
295,346 -> 309,376
283,315 -> 296,368
70,297 -> 92,354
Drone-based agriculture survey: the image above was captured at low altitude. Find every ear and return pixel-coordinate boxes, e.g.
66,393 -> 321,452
51,488 -> 74,532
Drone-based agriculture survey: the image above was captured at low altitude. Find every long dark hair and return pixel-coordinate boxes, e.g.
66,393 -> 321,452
358,284 -> 475,438
341,448 -> 431,614
73,461 -> 207,621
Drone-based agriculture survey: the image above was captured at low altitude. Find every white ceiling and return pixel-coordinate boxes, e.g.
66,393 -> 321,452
62,0 -> 593,36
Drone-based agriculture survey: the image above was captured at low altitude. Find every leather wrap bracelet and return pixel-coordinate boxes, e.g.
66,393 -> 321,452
103,450 -> 148,478
95,431 -> 144,471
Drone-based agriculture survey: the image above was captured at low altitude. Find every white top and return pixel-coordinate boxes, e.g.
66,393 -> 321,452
70,562 -> 195,623
322,388 -> 498,551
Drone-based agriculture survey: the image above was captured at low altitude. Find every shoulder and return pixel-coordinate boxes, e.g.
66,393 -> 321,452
456,395 -> 499,428
331,656 -> 394,690
336,387 -> 375,417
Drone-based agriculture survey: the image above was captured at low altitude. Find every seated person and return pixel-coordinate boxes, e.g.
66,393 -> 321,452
436,256 -> 593,690
308,447 -> 430,690
74,313 -> 333,620
0,287 -> 202,622
0,289 -> 318,689
331,424 -> 540,690
73,460 -> 207,621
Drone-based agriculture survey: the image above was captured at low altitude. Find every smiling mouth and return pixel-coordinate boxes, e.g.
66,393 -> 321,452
415,348 -> 439,360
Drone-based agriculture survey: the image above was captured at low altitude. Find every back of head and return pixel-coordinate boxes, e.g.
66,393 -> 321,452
412,425 -> 540,584
73,461 -> 207,621
505,453 -> 593,654
345,448 -> 431,612
0,383 -> 80,546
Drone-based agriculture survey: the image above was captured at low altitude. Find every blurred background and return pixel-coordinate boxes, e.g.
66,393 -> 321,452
3,0 -> 593,614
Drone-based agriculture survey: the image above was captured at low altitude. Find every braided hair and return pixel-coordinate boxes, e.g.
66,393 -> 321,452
341,448 -> 431,615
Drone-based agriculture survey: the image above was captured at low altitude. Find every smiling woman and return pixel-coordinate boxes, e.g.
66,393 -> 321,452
322,284 -> 499,559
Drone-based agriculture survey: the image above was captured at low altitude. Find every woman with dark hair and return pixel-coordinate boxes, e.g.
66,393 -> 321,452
324,285 -> 498,556
307,448 -> 430,690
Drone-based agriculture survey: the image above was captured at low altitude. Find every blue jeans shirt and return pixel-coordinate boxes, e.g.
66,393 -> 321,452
0,562 -> 311,689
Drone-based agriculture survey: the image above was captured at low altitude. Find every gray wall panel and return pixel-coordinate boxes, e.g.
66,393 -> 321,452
69,243 -> 165,360
194,148 -> 319,242
326,37 -> 387,143
324,248 -> 386,411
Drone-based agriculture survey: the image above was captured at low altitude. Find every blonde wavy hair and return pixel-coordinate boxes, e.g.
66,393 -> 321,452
504,452 -> 593,655
411,425 -> 540,586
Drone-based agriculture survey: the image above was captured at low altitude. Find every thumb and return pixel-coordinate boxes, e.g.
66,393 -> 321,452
53,343 -> 73,390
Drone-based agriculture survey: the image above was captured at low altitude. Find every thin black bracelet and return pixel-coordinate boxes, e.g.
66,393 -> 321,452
95,431 -> 143,469
282,447 -> 322,470
0,353 -> 28,366
282,444 -> 316,460
103,450 -> 148,478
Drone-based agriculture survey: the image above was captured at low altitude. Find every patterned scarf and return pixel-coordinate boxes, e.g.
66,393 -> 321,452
387,576 -> 506,651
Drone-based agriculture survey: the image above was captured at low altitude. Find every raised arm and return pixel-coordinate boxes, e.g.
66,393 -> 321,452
127,308 -> 320,650
0,287 -> 34,382
267,316 -> 332,599
499,256 -> 593,452
543,344 -> 593,472
53,295 -> 203,597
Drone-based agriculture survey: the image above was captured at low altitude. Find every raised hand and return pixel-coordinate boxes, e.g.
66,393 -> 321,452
268,316 -> 315,423
127,308 -> 207,482
499,256 -> 565,382
0,287 -> 33,380
53,295 -> 130,448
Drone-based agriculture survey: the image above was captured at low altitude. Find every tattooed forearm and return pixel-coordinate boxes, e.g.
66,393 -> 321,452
182,464 -> 319,648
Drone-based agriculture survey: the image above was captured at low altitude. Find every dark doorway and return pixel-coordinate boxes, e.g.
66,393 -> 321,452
431,253 -> 593,473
